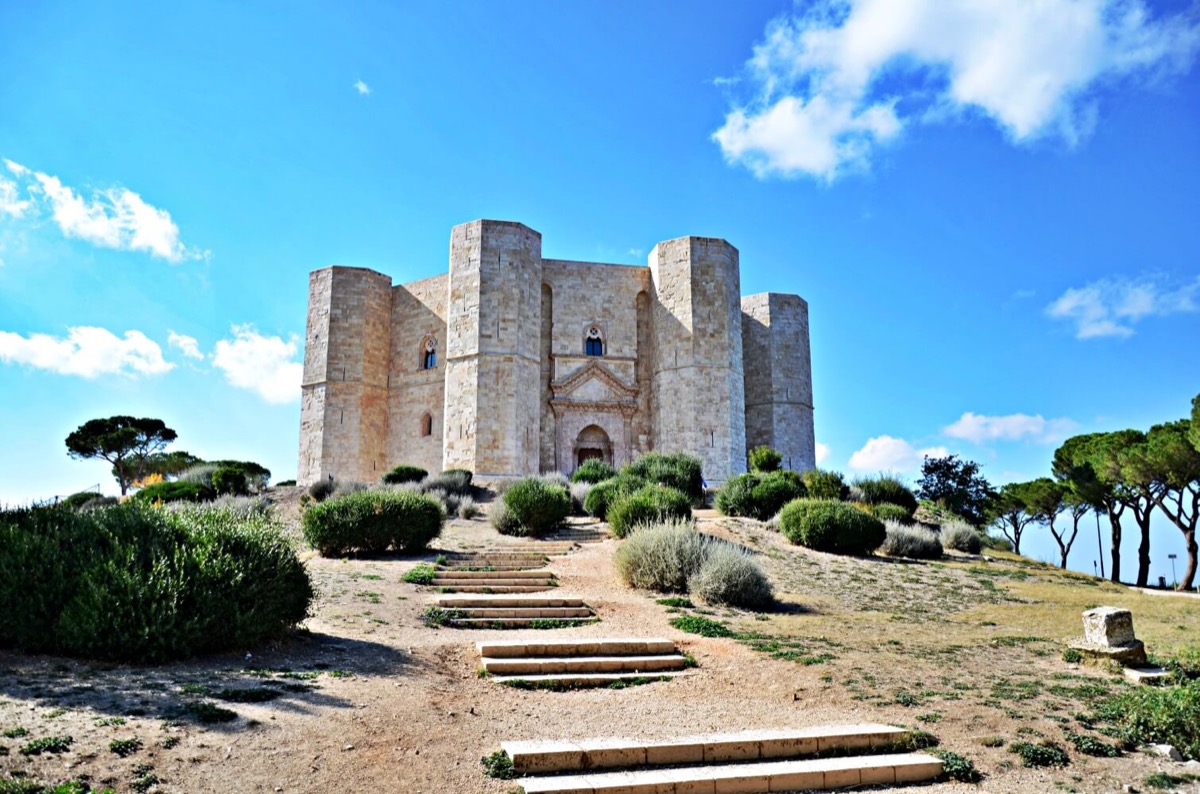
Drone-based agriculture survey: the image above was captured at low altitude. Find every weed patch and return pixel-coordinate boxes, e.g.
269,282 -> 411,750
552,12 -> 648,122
1009,740 -> 1070,767
933,750 -> 982,783
108,737 -> 142,757
669,615 -> 733,637
481,749 -> 515,779
19,735 -> 73,755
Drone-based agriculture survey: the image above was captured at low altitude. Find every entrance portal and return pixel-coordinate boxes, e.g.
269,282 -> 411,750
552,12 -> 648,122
574,424 -> 612,470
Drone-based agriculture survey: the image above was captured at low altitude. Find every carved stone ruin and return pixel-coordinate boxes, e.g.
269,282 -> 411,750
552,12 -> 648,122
1067,606 -> 1147,667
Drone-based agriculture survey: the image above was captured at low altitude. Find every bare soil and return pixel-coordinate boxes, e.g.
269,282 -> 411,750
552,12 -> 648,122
2,492 -> 1198,793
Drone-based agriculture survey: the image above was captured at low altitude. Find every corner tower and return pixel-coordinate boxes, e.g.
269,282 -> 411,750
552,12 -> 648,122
742,293 -> 815,472
298,266 -> 393,485
443,220 -> 543,477
649,236 -> 746,482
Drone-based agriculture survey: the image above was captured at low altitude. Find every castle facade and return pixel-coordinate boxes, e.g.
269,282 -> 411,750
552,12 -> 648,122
298,219 -> 814,485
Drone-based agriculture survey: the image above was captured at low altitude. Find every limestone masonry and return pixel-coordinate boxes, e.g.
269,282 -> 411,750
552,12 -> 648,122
298,219 -> 814,485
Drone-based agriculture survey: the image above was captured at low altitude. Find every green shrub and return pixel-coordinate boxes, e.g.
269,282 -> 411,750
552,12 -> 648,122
981,532 -> 1015,552
931,750 -> 982,783
441,469 -> 473,485
132,481 -> 213,504
1064,731 -> 1121,757
583,474 -> 644,520
748,445 -> 782,472
307,477 -> 336,502
880,521 -> 943,560
1093,679 -> 1200,760
58,491 -> 102,511
614,519 -> 709,593
802,469 -> 849,501
382,465 -> 427,485
571,459 -> 617,484
625,452 -> 704,501
941,519 -> 983,553
778,498 -> 886,555
207,460 -> 271,490
1009,740 -> 1070,768
275,479 -> 297,487
871,503 -> 911,524
211,466 -> 248,496
687,543 -> 773,609
489,500 -> 522,535
716,472 -> 805,521
501,477 -> 570,537
480,749 -> 515,779
853,475 -> 918,516
422,470 -> 474,496
403,564 -> 437,585
301,490 -> 443,556
670,615 -> 734,637
0,504 -> 312,663
607,485 -> 692,538
569,482 -> 592,515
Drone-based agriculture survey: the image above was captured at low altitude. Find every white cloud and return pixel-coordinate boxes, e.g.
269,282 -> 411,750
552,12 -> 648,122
0,326 -> 174,378
0,176 -> 30,218
815,442 -> 831,464
354,79 -> 371,95
211,325 -> 302,404
943,412 -> 1077,444
714,0 -> 1200,180
1046,274 -> 1200,339
168,331 -> 204,360
0,158 -> 206,262
848,435 -> 947,472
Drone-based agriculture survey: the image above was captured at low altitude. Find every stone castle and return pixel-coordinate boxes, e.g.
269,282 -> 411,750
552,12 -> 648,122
298,219 -> 814,486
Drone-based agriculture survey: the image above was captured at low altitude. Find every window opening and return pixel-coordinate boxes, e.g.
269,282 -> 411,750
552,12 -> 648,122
421,338 -> 437,370
585,326 -> 603,356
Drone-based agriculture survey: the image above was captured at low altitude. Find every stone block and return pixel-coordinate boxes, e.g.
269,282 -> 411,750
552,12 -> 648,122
1082,607 -> 1137,646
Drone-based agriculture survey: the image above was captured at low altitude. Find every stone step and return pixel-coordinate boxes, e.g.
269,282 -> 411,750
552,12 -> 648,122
450,607 -> 593,619
503,725 -> 909,774
481,654 -> 687,676
478,638 -> 676,658
450,618 -> 597,629
442,564 -> 544,571
432,577 -> 556,587
491,672 -> 686,688
429,575 -> 549,582
442,552 -> 550,560
516,753 -> 943,793
436,585 -> 554,593
440,597 -> 587,609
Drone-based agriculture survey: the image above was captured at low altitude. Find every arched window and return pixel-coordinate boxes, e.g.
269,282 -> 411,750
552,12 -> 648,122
584,325 -> 604,357
421,337 -> 437,370
420,413 -> 433,437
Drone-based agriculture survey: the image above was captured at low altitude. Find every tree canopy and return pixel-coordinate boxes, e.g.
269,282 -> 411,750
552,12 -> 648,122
915,454 -> 995,526
65,416 -> 178,495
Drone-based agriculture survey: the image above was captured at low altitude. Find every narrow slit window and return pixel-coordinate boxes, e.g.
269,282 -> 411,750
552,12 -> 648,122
420,413 -> 433,437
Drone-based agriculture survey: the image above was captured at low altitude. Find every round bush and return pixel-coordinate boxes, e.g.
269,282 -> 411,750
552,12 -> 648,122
0,503 -> 313,663
626,452 -> 704,501
302,490 -> 443,556
941,519 -> 984,554
489,500 -> 523,535
748,445 -> 782,473
501,477 -> 570,537
607,485 -> 693,538
613,519 -> 709,593
687,543 -> 774,609
422,470 -> 473,497
59,491 -> 102,510
583,474 -> 644,520
750,473 -> 806,521
571,458 -> 617,484
778,498 -> 886,555
873,503 -> 913,524
854,475 -> 918,516
880,521 -> 943,560
133,481 -> 213,504
715,473 -> 757,518
308,477 -> 337,502
212,466 -> 248,496
802,469 -> 849,501
382,464 -> 428,485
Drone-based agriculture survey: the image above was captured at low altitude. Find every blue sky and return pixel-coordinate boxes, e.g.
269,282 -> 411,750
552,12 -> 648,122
1,1 -> 1197,581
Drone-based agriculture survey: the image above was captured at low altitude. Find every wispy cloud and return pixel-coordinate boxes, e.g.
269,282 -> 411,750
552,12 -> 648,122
815,442 -> 830,464
211,325 -> 302,404
353,79 -> 371,96
0,326 -> 173,378
714,0 -> 1200,181
848,435 -> 947,472
943,412 -> 1077,444
167,331 -> 204,361
1,158 -> 206,263
1046,274 -> 1200,339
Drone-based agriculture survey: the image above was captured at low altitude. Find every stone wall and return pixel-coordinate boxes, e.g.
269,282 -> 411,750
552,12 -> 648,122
742,293 -> 816,472
387,273 -> 448,477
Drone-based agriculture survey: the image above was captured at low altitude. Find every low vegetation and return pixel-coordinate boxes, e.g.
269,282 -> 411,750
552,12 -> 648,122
940,519 -> 984,553
571,458 -> 616,484
301,490 -> 443,556
778,498 -> 886,555
0,503 -> 312,663
715,470 -> 805,521
879,521 -> 943,560
381,464 -> 427,485
499,477 -> 570,536
1093,678 -> 1200,761
607,484 -> 692,537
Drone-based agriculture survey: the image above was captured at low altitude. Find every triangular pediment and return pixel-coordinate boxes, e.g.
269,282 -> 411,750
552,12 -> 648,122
551,361 -> 638,403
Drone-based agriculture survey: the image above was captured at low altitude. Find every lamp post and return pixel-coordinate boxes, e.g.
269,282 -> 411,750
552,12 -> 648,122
1168,554 -> 1178,588
1094,506 -> 1106,580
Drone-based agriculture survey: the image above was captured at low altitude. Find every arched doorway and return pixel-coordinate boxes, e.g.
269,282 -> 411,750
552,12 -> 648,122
574,424 -> 612,469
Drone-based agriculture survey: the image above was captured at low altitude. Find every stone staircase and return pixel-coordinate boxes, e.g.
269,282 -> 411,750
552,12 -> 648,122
434,596 -> 596,628
429,568 -> 558,594
498,724 -> 943,793
539,527 -> 610,544
440,551 -> 550,572
477,637 -> 690,688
